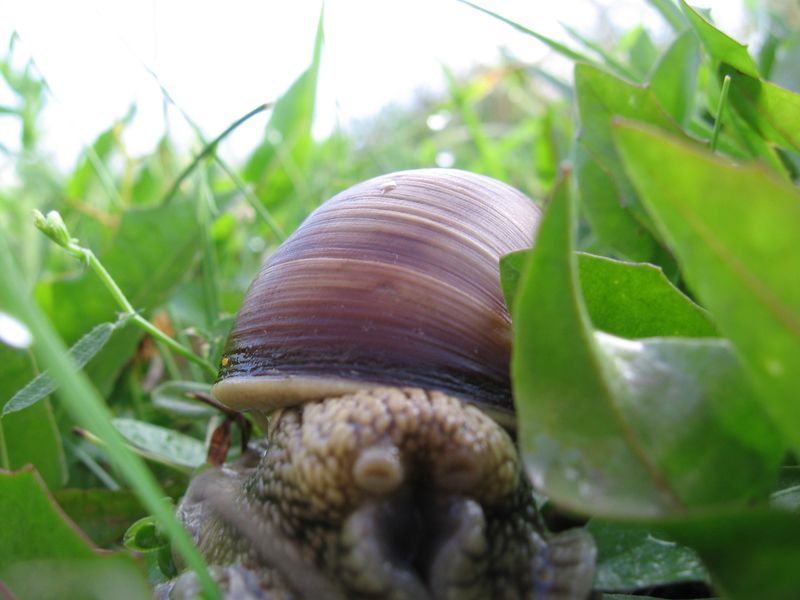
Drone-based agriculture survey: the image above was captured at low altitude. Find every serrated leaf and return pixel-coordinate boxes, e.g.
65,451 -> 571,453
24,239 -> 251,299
512,179 -> 781,518
113,418 -> 206,469
649,30 -> 701,126
590,520 -> 707,591
615,121 -> 800,455
3,321 -> 119,416
681,0 -> 760,77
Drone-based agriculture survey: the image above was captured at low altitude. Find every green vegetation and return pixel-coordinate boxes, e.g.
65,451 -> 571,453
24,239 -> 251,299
2,1 -> 800,598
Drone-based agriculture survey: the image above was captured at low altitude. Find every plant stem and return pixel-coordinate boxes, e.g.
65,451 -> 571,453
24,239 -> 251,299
0,422 -> 10,470
0,233 -> 221,599
710,75 -> 732,153
72,243 -> 217,378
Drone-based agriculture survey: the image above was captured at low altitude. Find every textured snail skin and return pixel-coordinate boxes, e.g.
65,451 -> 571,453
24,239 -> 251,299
167,389 -> 596,600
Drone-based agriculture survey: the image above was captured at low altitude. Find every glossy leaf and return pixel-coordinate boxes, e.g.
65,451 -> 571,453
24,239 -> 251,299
577,253 -> 717,339
649,30 -> 701,126
3,320 -> 119,416
512,179 -> 781,518
680,0 -> 759,77
590,520 -> 707,591
615,122 -> 800,454
658,508 -> 800,600
113,418 -> 206,470
151,380 -> 216,417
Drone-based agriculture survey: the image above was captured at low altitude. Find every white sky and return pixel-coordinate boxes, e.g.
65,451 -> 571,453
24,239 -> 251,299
2,0 -> 746,170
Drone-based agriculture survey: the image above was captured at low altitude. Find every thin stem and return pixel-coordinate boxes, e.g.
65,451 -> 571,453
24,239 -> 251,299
74,245 -> 217,378
0,422 -> 10,470
161,103 -> 272,206
710,75 -> 732,153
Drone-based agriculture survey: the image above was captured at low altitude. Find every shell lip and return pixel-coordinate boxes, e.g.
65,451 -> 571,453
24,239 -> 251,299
211,375 -> 517,430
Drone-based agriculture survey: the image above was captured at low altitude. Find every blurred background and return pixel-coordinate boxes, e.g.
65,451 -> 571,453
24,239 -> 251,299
3,0 -> 750,170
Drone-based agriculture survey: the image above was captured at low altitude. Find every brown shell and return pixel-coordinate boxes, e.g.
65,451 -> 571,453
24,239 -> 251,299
213,168 -> 541,424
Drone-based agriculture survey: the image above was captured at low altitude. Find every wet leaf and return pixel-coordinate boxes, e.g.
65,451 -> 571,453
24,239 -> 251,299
511,179 -> 781,518
590,520 -> 707,591
615,121 -> 800,455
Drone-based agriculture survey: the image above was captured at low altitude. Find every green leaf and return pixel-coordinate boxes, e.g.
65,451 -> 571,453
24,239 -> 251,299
681,0 -> 760,77
113,418 -> 206,469
512,179 -> 781,518
574,143 -> 660,262
589,520 -> 707,591
577,253 -> 717,338
54,488 -> 148,547
724,69 -> 800,153
2,556 -> 152,600
649,30 -> 701,126
503,251 -> 717,338
658,508 -> 800,600
3,321 -> 119,416
615,121 -> 800,455
645,0 -> 687,31
575,63 -> 682,229
124,515 -> 177,582
151,380 -> 216,417
243,8 -> 324,207
0,346 -> 66,489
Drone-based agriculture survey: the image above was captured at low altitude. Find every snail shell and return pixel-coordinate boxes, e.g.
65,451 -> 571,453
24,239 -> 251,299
213,168 -> 540,426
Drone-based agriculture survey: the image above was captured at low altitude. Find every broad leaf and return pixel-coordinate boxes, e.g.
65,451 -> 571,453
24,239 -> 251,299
0,346 -> 66,489
590,520 -> 707,591
659,508 -> 800,600
649,30 -> 701,126
577,253 -> 717,339
574,143 -> 660,262
0,467 -> 150,600
502,251 -> 717,338
575,63 -> 682,230
615,122 -> 800,455
54,488 -> 148,547
512,179 -> 781,518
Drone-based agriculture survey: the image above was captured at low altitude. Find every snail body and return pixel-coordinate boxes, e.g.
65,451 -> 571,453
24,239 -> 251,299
167,169 -> 596,600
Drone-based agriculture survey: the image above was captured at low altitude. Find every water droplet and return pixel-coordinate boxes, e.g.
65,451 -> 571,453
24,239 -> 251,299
0,312 -> 32,349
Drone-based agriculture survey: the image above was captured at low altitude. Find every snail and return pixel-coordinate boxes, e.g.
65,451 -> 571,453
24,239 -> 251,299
164,169 -> 596,600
